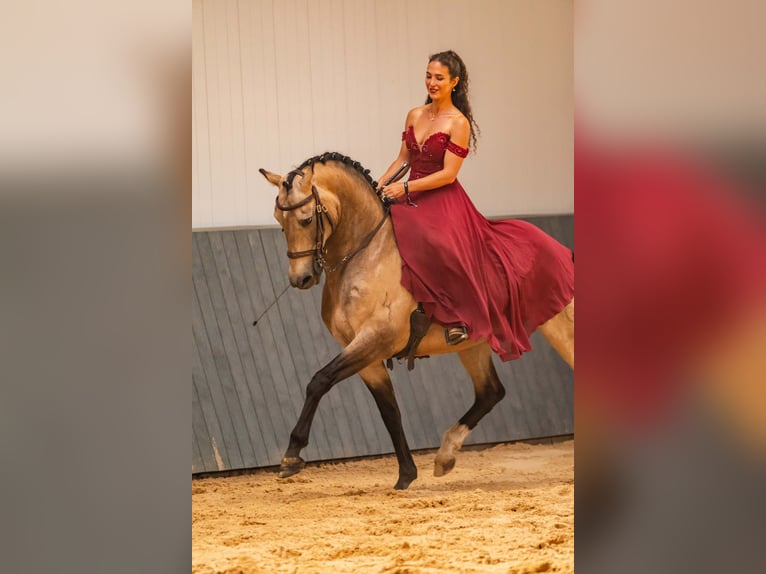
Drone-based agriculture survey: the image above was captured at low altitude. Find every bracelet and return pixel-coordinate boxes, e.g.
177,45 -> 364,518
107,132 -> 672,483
403,180 -> 418,207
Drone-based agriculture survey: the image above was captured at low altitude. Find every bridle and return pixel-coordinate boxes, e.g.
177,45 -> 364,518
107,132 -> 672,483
275,171 -> 389,275
276,180 -> 333,274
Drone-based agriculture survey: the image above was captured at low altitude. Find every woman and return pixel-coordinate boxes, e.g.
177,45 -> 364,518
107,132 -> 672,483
377,50 -> 574,360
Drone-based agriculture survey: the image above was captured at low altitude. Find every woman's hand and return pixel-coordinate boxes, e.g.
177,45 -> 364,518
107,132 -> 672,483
378,182 -> 405,201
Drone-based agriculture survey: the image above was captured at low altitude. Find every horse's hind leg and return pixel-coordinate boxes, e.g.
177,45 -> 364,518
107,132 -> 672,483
359,362 -> 418,490
538,298 -> 574,369
434,343 -> 506,477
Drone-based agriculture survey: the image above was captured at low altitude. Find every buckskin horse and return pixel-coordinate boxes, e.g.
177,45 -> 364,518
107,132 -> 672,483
260,152 -> 574,490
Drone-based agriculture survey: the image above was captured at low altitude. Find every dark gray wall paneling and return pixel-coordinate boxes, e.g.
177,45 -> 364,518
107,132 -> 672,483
191,216 -> 574,474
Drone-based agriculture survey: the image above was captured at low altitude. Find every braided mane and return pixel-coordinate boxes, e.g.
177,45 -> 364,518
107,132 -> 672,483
285,151 -> 379,192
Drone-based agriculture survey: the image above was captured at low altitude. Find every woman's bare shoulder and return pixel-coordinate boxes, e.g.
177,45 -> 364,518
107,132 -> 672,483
452,113 -> 470,130
405,105 -> 429,125
449,114 -> 471,147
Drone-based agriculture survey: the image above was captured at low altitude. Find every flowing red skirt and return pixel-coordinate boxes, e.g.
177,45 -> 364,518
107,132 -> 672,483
390,179 -> 574,361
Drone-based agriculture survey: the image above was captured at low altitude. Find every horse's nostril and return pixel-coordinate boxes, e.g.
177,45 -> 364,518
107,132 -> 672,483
299,275 -> 312,288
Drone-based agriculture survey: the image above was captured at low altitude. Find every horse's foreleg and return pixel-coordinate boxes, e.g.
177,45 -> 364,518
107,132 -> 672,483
359,362 -> 417,490
434,343 -> 506,477
539,298 -> 574,369
280,333 -> 379,479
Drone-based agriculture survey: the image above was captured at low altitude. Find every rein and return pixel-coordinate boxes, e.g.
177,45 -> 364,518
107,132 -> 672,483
275,173 -> 390,274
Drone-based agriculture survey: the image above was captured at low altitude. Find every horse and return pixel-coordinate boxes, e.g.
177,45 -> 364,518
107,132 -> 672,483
259,152 -> 574,490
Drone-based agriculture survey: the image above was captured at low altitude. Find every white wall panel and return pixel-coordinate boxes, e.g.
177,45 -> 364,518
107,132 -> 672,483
193,0 -> 573,229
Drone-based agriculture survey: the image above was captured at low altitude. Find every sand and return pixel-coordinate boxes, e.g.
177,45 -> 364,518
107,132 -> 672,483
192,440 -> 573,574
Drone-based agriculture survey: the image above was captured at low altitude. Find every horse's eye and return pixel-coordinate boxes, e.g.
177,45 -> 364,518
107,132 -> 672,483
299,216 -> 313,227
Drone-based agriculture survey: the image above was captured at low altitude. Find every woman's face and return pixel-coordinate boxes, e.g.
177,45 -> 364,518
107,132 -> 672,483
425,61 -> 458,101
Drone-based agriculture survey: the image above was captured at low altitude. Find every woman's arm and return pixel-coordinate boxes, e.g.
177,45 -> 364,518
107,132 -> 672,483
377,109 -> 416,187
380,116 -> 470,200
378,140 -> 410,187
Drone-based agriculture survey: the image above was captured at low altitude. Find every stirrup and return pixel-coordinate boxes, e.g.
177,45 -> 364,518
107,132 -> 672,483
445,326 -> 469,345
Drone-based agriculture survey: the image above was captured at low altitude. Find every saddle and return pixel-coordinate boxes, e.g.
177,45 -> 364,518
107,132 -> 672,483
386,303 -> 431,371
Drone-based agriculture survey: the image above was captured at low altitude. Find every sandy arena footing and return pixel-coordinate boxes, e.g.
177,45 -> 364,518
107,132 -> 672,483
193,440 -> 574,574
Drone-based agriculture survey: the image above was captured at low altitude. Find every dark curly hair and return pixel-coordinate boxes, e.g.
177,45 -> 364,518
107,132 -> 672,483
425,50 -> 481,152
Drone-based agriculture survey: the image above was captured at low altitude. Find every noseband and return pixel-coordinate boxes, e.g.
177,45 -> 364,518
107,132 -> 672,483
275,182 -> 334,273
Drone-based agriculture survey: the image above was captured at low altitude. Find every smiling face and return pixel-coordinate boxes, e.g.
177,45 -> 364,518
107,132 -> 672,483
425,60 -> 458,103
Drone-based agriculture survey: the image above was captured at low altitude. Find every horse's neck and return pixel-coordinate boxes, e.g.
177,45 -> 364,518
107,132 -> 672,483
317,166 -> 397,306
322,167 -> 385,250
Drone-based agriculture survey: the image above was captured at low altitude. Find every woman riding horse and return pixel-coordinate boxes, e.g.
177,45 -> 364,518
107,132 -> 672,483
259,50 -> 574,490
377,50 -> 574,360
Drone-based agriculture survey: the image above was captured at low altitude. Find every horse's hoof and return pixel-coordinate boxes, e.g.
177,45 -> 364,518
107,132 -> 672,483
434,453 -> 456,477
278,456 -> 305,478
393,471 -> 417,490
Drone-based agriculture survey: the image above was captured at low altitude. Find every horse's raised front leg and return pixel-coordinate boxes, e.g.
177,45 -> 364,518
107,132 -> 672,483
538,297 -> 574,369
359,362 -> 417,490
434,342 -> 506,477
279,332 -> 380,479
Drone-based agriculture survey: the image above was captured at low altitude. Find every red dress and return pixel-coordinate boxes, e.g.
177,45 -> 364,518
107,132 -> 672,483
389,126 -> 575,361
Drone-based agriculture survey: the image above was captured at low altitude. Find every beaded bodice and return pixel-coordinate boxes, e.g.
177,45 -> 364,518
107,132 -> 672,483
402,125 -> 469,180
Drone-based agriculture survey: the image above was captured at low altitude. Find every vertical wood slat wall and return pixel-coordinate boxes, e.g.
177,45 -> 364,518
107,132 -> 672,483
192,215 -> 573,474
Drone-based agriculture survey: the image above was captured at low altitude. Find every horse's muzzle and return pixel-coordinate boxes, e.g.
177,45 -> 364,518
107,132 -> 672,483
290,271 -> 319,289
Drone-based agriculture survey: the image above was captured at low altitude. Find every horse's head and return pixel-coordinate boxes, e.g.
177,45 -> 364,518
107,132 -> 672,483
260,166 -> 336,289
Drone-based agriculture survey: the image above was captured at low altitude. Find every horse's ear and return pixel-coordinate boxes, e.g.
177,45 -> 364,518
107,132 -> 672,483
259,168 -> 282,187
